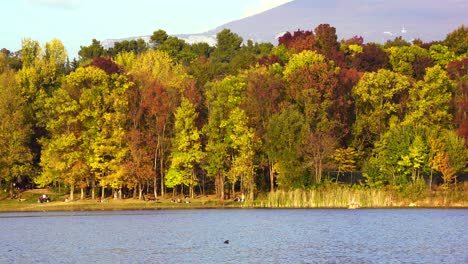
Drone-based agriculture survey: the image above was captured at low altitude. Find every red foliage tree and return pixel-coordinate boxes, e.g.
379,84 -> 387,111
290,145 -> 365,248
352,43 -> 390,72
88,57 -> 122,75
447,58 -> 468,144
278,29 -> 316,52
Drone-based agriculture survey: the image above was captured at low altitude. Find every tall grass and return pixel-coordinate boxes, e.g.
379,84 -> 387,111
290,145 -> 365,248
255,183 -> 468,208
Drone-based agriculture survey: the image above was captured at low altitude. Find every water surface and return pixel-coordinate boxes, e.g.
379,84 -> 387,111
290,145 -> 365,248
0,209 -> 466,263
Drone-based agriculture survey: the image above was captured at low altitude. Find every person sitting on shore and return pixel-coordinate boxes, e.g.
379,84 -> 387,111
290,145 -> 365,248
38,194 -> 50,203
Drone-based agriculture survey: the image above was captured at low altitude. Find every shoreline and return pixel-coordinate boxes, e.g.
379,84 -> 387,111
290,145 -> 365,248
1,199 -> 466,213
1,188 -> 466,212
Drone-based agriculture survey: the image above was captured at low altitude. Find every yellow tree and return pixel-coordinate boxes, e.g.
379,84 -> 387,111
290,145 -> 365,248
166,98 -> 204,198
333,148 -> 358,182
0,70 -> 33,196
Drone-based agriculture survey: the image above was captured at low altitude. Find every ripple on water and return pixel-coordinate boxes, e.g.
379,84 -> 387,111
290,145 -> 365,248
0,209 -> 467,263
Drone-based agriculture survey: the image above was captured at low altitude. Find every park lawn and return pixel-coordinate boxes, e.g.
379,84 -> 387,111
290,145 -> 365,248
0,189 -> 245,212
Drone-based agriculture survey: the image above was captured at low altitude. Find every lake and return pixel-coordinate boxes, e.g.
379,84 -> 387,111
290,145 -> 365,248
0,209 -> 466,263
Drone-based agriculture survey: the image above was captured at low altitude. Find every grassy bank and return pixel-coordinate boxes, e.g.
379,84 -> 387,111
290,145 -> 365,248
0,189 -> 245,212
1,185 -> 467,212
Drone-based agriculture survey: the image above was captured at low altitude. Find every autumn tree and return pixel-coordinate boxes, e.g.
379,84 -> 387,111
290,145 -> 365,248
333,147 -> 358,182
39,66 -> 131,199
17,38 -> 68,174
429,130 -> 467,187
314,24 -> 340,59
119,49 -> 188,198
278,29 -> 316,52
283,50 -> 343,183
447,58 -> 468,144
352,43 -> 390,72
227,108 -> 257,199
0,70 -> 33,196
241,65 -> 284,192
38,87 -> 84,200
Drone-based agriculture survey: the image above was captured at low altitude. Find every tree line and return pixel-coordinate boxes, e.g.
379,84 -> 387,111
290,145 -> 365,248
0,24 -> 467,200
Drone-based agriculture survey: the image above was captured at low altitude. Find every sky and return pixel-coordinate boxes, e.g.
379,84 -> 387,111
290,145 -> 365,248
2,0 -> 293,58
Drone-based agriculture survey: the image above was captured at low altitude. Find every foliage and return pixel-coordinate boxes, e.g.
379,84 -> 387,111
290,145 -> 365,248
166,97 -> 204,197
387,45 -> 433,79
78,39 -> 106,61
264,106 -> 306,188
2,25 -> 467,199
444,25 -> 468,56
352,69 -> 411,152
0,70 -> 33,190
404,65 -> 455,128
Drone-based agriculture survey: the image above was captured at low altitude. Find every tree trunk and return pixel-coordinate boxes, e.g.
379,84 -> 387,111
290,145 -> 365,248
91,176 -> 96,200
269,161 -> 275,193
153,174 -> 158,199
138,182 -> 143,200
160,147 -> 165,198
154,134 -> 161,198
69,184 -> 74,201
101,186 -> 105,199
218,174 -> 225,200
80,187 -> 84,200
133,186 -> 137,199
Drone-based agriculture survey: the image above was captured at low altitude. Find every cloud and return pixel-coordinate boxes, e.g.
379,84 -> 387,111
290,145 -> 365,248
244,0 -> 293,18
25,0 -> 78,10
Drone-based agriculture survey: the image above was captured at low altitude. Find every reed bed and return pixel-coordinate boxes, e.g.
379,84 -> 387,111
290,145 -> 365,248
257,184 -> 467,208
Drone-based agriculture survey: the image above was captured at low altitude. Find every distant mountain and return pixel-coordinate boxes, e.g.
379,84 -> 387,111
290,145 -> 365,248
103,0 -> 467,48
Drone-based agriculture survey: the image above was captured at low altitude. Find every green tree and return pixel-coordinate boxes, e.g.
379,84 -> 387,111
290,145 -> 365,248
212,29 -> 243,63
264,106 -> 306,189
404,65 -> 455,128
150,29 -> 169,48
369,125 -> 431,187
429,44 -> 457,68
0,70 -> 33,196
37,87 -> 84,200
203,76 -> 245,199
444,25 -> 468,56
85,73 -> 130,199
352,69 -> 411,152
387,45 -> 433,79
166,97 -> 204,198
17,38 -> 68,178
225,108 -> 257,199
78,39 -> 106,62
